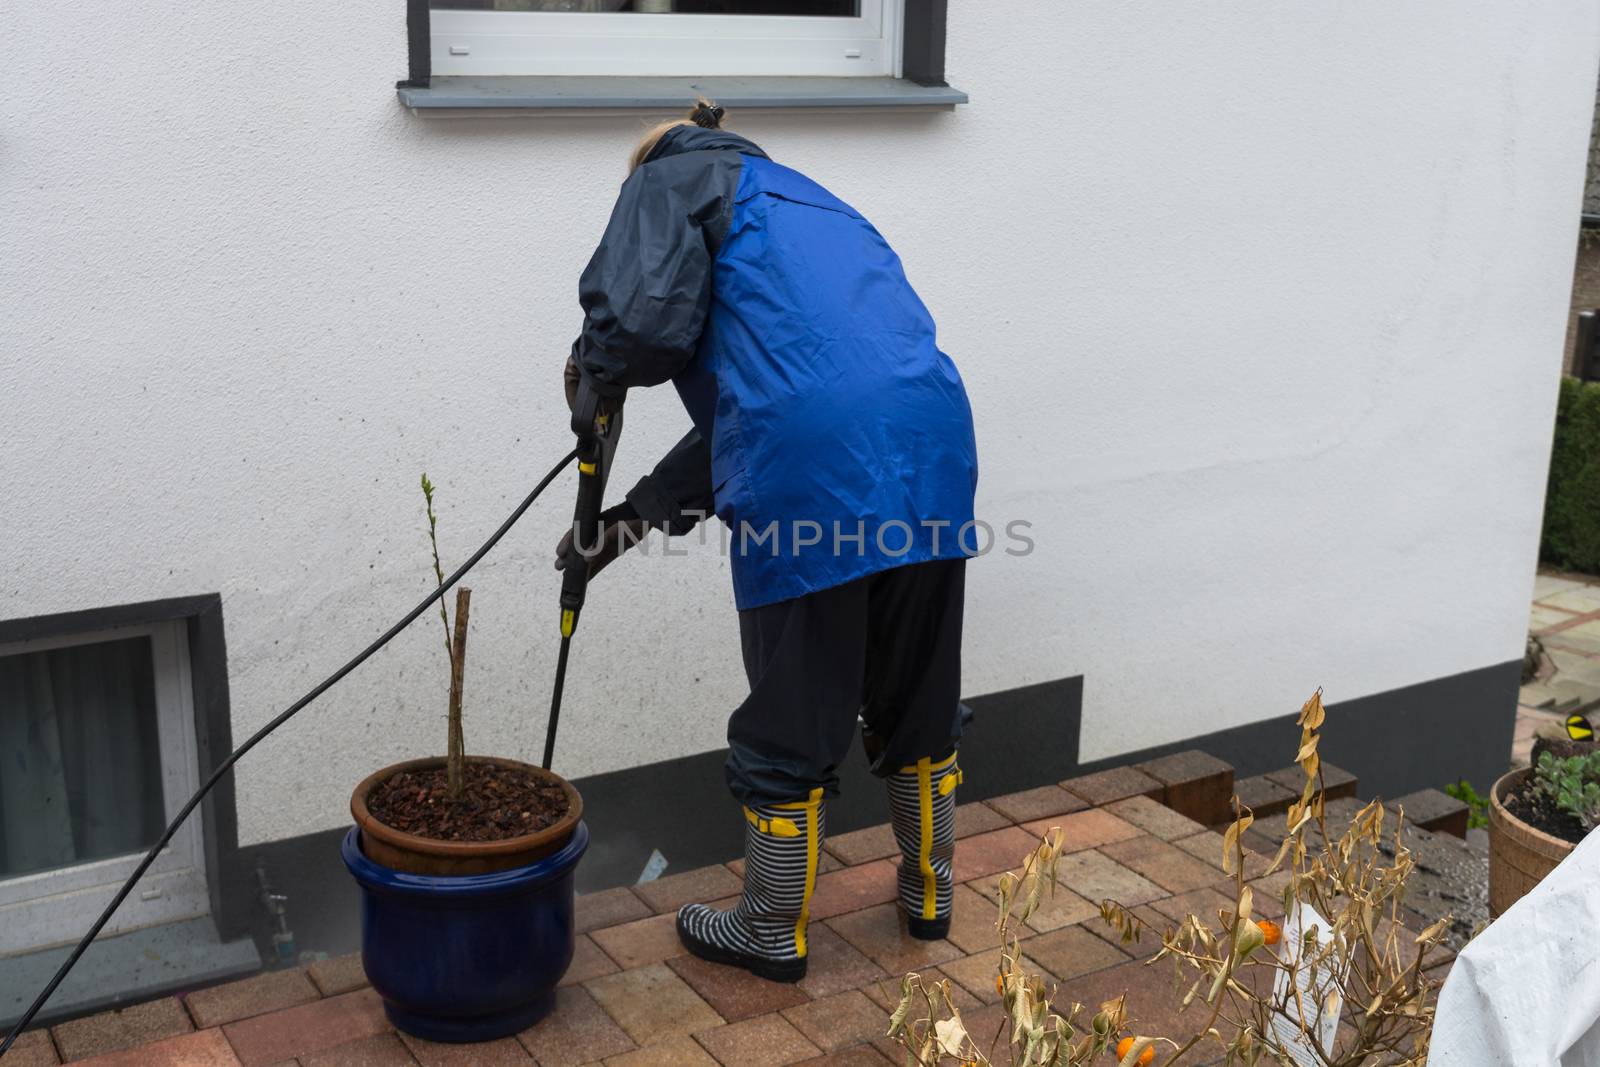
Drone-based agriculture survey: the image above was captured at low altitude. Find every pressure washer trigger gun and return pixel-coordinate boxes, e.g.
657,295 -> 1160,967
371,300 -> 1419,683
545,377 -> 622,770
558,379 -> 622,640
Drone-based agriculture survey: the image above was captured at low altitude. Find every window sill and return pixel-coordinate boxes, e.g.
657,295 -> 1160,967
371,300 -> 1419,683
396,75 -> 967,117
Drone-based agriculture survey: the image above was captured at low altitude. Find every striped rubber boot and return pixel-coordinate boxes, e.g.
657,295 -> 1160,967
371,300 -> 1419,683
887,752 -> 961,940
676,789 -> 824,983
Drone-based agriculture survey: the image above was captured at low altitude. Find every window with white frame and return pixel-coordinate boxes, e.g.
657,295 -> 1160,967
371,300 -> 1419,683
0,622 -> 208,956
430,0 -> 902,79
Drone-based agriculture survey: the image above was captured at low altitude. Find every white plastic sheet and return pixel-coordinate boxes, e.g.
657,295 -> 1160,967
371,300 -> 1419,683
1429,827 -> 1600,1066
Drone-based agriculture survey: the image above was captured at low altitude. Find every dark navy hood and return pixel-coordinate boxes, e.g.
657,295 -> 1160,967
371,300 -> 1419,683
645,124 -> 769,166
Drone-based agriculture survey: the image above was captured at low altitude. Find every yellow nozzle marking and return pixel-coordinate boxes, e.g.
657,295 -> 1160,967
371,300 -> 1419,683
560,609 -> 575,638
578,461 -> 596,475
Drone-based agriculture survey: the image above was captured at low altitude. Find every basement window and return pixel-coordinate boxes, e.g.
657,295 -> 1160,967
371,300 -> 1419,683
0,622 -> 209,955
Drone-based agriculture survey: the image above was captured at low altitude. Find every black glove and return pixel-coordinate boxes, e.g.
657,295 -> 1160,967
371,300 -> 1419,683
564,354 -> 625,417
554,501 -> 648,581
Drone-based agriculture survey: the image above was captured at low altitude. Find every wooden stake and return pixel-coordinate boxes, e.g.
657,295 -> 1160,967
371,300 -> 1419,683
447,586 -> 471,802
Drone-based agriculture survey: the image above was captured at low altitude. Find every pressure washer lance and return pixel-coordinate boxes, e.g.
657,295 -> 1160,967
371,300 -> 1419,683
543,378 -> 622,769
0,447 -> 581,1060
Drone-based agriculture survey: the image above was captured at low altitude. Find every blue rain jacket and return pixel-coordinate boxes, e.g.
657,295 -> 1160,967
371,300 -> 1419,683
571,125 -> 977,610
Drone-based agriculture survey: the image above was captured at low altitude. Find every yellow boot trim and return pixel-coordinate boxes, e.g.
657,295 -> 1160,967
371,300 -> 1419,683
938,767 -> 963,797
781,789 -> 822,958
898,750 -> 959,776
916,757 -> 937,920
743,807 -> 800,837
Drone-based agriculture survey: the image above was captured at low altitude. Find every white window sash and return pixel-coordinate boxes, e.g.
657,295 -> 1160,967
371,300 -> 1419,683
0,622 -> 209,956
431,1 -> 899,78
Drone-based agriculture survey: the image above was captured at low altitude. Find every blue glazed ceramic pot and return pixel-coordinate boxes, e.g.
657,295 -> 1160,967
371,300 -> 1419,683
341,820 -> 589,1042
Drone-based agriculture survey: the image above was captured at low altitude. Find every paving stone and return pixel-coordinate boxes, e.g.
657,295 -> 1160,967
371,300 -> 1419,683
586,963 -> 723,1047
1232,774 -> 1297,817
859,968 -> 981,1015
1101,834 -> 1227,894
297,1034 -> 415,1067
1534,573 -> 1588,598
221,988 -> 390,1067
782,922 -> 885,1000
601,1036 -> 717,1066
793,1046 -> 894,1066
53,996 -> 194,1061
954,803 -> 1013,839
1053,849 -> 1166,908
306,954 -> 369,997
1387,789 -> 1469,838
576,887 -> 654,935
399,1031 -> 532,1066
1531,603 -> 1581,633
664,954 -> 809,1023
591,912 -> 687,970
941,883 -> 1008,953
781,990 -> 886,1053
809,859 -> 900,920
2,1029 -> 58,1067
1086,904 -> 1169,960
518,985 -> 636,1066
966,870 -> 1098,933
1104,795 -> 1207,841
1058,766 -> 1161,807
692,1014 -> 818,1066
1054,956 -> 1203,1041
1546,619 -> 1600,656
632,866 -> 745,915
1518,683 -> 1560,710
1022,923 -> 1130,983
983,785 -> 1087,824
824,823 -> 900,866
1136,750 -> 1235,825
561,933 -> 621,987
1264,762 -> 1356,802
939,948 -> 1045,1005
1019,807 -> 1145,855
188,969 -> 322,1029
1172,831 -> 1272,880
1541,585 -> 1600,614
825,903 -> 963,973
949,826 -> 1042,884
69,1027 -> 239,1067
1147,886 -> 1239,925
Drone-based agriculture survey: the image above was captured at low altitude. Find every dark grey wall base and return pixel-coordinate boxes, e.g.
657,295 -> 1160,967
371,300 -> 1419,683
225,660 -> 1518,960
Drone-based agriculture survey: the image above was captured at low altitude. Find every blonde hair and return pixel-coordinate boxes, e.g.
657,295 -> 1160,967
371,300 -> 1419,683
629,97 -> 727,172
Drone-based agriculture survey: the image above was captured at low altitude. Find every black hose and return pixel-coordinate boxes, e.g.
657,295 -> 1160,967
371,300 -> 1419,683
0,448 -> 579,1058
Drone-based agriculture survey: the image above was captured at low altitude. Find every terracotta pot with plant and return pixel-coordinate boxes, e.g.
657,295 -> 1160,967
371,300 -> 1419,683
341,475 -> 588,1043
1487,749 -> 1598,916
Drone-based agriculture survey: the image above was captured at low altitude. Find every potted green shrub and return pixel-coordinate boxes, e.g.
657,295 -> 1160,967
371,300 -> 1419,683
1488,750 -> 1598,916
341,475 -> 587,1042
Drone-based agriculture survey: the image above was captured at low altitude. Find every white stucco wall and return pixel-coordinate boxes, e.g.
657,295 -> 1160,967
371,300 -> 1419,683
3,2 -> 1596,848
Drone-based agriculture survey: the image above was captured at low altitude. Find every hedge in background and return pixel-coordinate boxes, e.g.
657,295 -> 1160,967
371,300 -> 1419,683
1542,376 -> 1600,574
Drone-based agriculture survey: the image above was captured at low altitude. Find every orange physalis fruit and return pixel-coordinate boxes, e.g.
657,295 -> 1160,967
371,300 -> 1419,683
1256,919 -> 1282,946
1116,1036 -> 1155,1065
995,973 -> 1005,996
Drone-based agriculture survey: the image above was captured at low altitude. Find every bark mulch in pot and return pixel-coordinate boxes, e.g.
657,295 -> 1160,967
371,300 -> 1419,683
367,760 -> 571,842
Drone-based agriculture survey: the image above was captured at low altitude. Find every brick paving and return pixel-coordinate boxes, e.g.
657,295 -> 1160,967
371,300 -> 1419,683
1517,569 -> 1600,765
11,750 -> 1466,1066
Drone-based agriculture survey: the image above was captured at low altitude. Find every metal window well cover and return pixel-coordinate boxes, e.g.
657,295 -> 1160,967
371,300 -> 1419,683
398,75 -> 967,113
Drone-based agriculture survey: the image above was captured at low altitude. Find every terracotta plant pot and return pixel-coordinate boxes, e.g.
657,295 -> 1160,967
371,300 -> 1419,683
1487,766 -> 1576,918
351,755 -> 582,875
344,756 -> 587,1041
